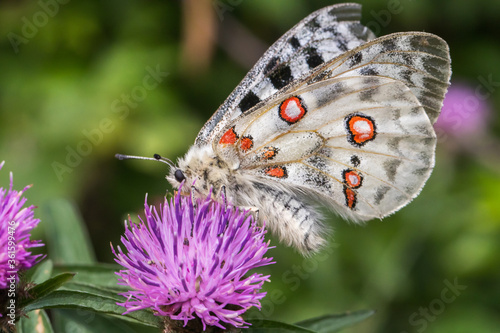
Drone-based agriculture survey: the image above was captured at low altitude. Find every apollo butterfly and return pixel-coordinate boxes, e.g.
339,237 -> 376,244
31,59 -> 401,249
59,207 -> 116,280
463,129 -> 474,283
118,3 -> 451,254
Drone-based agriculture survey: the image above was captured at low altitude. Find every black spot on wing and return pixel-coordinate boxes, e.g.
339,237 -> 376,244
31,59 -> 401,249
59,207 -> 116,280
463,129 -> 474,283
387,137 -> 403,155
238,91 -> 261,112
304,169 -> 332,192
360,66 -> 379,76
318,147 -> 333,158
382,38 -> 397,52
305,18 -> 320,30
399,69 -> 414,86
383,159 -> 402,183
305,47 -> 324,69
348,52 -> 363,68
324,25 -> 340,37
359,86 -> 378,101
401,53 -> 414,67
289,36 -> 301,49
350,155 -> 361,167
413,167 -> 430,176
410,106 -> 422,116
415,125 -> 433,136
305,155 -> 328,170
337,40 -> 348,52
269,64 -> 293,90
362,76 -> 381,86
417,151 -> 432,166
374,185 -> 391,205
264,56 -> 280,75
315,82 -> 346,108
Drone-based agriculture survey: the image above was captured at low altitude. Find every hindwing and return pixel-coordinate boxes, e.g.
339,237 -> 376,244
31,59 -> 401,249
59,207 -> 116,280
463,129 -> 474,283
212,31 -> 450,220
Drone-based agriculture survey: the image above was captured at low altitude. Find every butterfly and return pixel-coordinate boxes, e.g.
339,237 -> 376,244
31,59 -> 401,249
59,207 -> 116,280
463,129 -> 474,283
118,3 -> 451,254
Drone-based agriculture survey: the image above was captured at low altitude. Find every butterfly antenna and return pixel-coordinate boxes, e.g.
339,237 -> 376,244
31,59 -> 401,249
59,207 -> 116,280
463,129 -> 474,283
153,154 -> 176,168
115,153 -> 175,169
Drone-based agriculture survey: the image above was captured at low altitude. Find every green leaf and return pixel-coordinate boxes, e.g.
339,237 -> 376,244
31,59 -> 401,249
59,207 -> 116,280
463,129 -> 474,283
60,282 -> 125,301
294,310 -> 376,332
51,309 -> 159,333
42,199 -> 96,264
22,290 -> 161,328
29,259 -> 54,285
52,263 -> 125,290
19,273 -> 75,308
18,309 -> 54,333
247,319 -> 316,333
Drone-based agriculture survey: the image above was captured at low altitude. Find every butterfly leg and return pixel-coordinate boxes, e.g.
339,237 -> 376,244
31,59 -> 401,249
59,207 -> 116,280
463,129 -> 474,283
191,185 -> 198,210
238,206 -> 260,222
220,185 -> 228,210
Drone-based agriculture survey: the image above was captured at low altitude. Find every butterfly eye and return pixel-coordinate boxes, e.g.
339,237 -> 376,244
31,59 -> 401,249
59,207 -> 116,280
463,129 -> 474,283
174,169 -> 186,183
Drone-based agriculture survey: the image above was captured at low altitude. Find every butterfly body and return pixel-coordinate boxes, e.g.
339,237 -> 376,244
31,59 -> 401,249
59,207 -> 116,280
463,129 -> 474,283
170,143 -> 327,253
166,4 -> 451,254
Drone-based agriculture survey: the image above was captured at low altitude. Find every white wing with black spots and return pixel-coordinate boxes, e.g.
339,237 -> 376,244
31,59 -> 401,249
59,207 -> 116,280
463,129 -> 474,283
195,3 -> 375,145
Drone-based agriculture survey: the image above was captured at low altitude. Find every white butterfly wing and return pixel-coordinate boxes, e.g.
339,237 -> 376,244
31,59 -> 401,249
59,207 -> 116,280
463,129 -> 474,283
196,3 -> 375,145
212,32 -> 450,221
309,32 -> 451,123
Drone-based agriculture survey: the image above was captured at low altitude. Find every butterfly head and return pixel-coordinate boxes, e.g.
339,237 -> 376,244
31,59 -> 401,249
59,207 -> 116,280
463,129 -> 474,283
166,164 -> 190,192
166,144 -> 235,197
165,146 -> 205,193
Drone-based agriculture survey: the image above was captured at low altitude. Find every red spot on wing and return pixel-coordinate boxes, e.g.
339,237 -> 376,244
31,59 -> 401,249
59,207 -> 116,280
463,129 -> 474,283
344,187 -> 357,209
343,169 -> 363,189
345,113 -> 376,146
342,168 -> 362,210
279,96 -> 307,124
261,146 -> 278,160
240,135 -> 254,152
265,166 -> 288,178
219,126 -> 238,145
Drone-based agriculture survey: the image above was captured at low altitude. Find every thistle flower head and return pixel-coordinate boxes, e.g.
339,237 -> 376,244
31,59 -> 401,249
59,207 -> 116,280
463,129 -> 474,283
113,189 -> 274,330
0,161 -> 44,289
435,82 -> 491,137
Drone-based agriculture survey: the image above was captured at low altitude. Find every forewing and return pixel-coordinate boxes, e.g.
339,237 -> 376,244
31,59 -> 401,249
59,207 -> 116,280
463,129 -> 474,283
305,32 -> 451,123
195,3 -> 375,145
214,76 -> 438,221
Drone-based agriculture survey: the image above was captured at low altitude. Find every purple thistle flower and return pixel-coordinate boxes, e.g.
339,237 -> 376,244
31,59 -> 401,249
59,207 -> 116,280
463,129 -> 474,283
112,189 -> 274,330
434,82 -> 491,137
0,161 -> 44,289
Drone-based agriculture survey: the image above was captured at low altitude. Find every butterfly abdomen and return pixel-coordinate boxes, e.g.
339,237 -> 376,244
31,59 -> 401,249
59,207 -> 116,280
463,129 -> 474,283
232,178 -> 327,254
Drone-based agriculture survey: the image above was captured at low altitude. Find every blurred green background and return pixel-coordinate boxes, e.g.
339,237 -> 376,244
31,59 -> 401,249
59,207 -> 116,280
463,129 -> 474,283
1,0 -> 499,332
